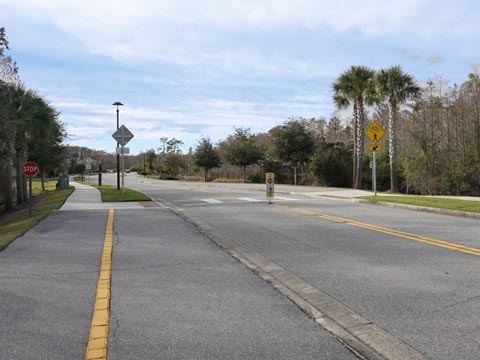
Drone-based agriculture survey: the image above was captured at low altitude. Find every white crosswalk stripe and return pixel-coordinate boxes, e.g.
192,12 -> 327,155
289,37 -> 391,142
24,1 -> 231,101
275,196 -> 299,201
237,197 -> 262,202
201,198 -> 223,204
197,196 -> 299,205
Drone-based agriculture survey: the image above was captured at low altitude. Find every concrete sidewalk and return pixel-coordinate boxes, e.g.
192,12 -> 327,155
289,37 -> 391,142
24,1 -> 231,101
0,208 -> 108,359
60,181 -> 147,211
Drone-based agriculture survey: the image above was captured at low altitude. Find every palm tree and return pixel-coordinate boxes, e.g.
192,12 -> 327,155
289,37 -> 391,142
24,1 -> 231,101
332,66 -> 376,189
27,97 -> 65,191
376,65 -> 420,192
11,85 -> 41,205
0,82 -> 59,211
0,82 -> 16,212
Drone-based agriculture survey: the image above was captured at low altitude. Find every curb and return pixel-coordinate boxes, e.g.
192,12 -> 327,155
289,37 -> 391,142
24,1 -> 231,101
350,198 -> 480,220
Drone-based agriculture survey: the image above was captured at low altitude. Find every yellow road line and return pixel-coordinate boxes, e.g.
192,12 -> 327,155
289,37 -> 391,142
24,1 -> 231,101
85,209 -> 114,360
274,203 -> 480,257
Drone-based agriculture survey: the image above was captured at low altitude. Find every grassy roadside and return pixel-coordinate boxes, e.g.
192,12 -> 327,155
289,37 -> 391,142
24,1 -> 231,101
359,195 -> 480,213
83,182 -> 150,202
0,182 -> 74,251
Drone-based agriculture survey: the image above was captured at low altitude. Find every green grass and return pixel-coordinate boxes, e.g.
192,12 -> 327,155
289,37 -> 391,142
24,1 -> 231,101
359,195 -> 480,213
0,182 -> 74,251
84,183 -> 150,202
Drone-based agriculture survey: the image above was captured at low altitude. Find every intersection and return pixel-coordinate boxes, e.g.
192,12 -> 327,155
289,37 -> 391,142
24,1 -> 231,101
2,175 -> 480,359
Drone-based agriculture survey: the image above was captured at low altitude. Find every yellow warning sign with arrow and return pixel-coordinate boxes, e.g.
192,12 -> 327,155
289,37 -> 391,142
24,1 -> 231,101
369,144 -> 383,152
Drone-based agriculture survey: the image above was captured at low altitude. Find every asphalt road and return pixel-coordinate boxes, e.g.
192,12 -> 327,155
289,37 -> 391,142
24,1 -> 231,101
0,177 -> 358,360
106,173 -> 480,360
108,208 -> 356,359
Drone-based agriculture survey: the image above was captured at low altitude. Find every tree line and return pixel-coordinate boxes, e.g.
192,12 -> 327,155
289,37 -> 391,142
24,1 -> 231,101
134,119 -> 353,187
0,28 -> 66,213
138,66 -> 480,197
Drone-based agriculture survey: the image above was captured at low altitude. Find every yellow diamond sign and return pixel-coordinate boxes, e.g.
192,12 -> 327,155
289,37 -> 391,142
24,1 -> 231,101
365,121 -> 385,144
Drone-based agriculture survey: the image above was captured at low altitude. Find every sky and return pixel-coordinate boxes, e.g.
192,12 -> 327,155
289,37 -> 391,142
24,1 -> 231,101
1,0 -> 479,155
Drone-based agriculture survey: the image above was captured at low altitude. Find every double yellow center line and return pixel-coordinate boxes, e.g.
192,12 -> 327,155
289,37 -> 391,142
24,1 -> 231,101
274,203 -> 480,257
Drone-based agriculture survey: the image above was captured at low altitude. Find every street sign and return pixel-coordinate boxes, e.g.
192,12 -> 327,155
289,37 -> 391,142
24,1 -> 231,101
23,161 -> 39,177
365,121 -> 385,144
266,172 -> 274,203
369,144 -> 383,152
112,125 -> 134,146
116,147 -> 130,154
145,161 -> 151,168
112,125 -> 134,199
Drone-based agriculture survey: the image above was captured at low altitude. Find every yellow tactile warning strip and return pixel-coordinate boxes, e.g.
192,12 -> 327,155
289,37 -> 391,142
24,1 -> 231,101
85,209 -> 114,360
274,203 -> 480,257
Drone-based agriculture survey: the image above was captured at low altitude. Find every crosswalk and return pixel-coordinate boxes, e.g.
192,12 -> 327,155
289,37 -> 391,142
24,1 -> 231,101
201,198 -> 223,204
186,196 -> 299,206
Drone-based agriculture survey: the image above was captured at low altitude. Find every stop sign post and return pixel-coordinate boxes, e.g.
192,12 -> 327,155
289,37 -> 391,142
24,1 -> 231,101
23,161 -> 39,217
265,172 -> 275,204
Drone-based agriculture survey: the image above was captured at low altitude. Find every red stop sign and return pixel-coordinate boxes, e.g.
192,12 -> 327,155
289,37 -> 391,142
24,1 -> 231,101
23,161 -> 39,177
267,178 -> 273,184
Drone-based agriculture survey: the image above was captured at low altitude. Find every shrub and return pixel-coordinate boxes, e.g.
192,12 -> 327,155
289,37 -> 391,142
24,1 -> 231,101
212,177 -> 244,183
158,175 -> 178,180
247,174 -> 262,183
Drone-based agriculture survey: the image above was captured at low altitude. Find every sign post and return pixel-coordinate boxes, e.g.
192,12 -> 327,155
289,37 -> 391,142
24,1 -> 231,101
23,161 -> 39,217
265,172 -> 274,204
365,121 -> 385,196
112,125 -> 134,199
372,151 -> 377,195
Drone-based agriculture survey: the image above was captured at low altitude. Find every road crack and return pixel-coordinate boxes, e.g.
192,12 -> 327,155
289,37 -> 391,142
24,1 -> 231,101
433,293 -> 480,313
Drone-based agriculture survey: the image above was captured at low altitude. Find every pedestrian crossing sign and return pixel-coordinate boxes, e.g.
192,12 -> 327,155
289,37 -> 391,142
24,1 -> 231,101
365,121 -> 385,144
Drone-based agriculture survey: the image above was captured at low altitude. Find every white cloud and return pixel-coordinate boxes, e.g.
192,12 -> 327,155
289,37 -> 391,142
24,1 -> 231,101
4,0 -> 480,155
6,0 -> 479,85
4,0 -> 440,70
427,57 -> 444,65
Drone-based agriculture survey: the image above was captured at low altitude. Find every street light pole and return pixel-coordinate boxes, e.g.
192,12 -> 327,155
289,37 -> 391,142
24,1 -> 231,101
112,102 -> 123,190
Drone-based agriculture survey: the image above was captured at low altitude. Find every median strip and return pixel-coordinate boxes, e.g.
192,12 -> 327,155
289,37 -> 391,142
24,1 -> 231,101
274,203 -> 480,257
85,209 -> 114,360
